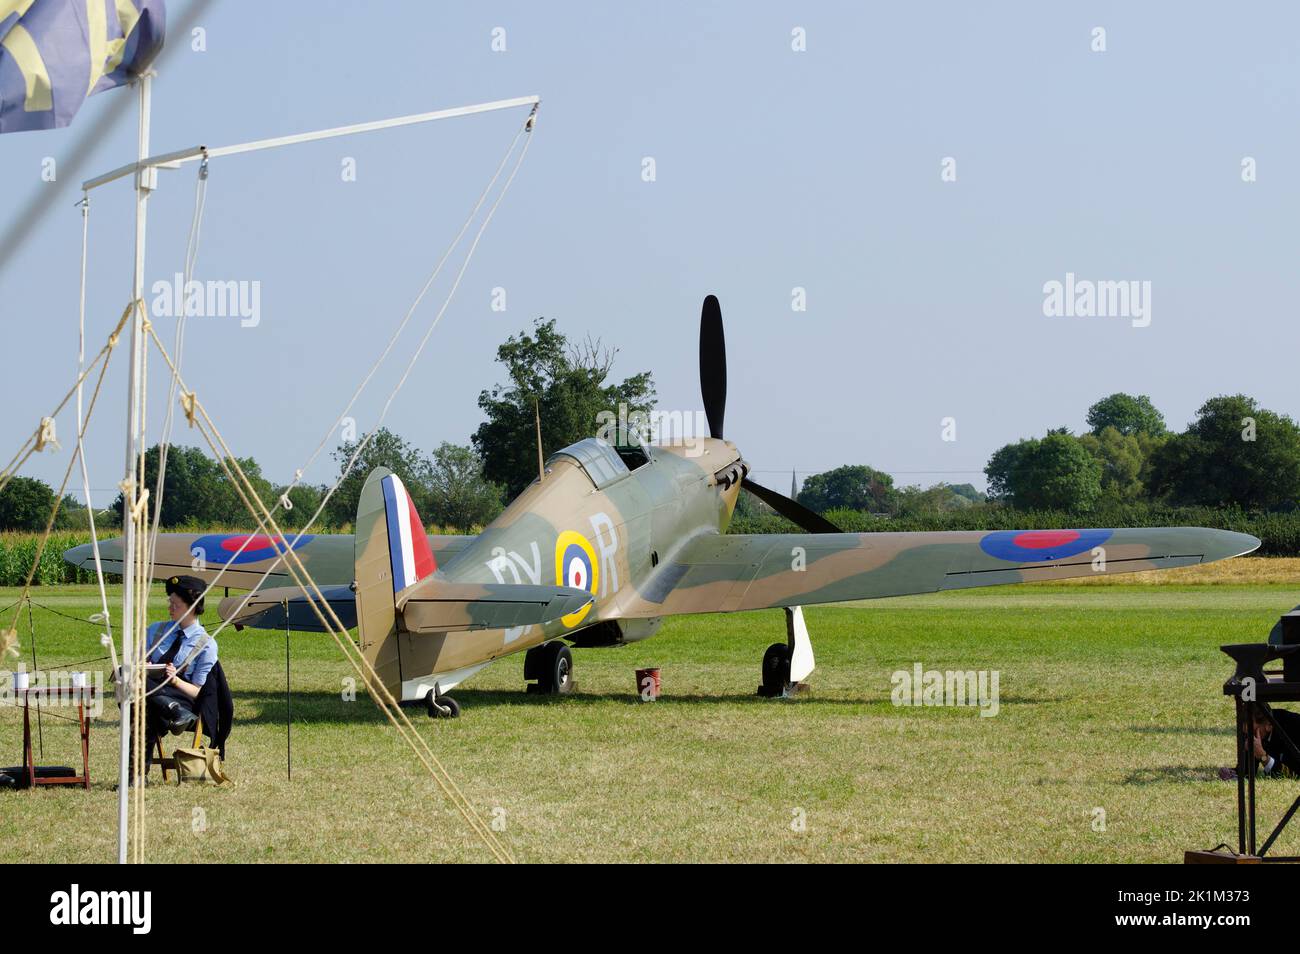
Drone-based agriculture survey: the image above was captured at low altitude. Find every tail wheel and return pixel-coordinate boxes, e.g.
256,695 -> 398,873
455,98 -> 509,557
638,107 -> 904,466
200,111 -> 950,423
761,642 -> 792,694
426,690 -> 460,719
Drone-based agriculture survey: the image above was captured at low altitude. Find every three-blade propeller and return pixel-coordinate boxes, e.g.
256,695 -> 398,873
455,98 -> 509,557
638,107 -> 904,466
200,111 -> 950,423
698,295 -> 840,534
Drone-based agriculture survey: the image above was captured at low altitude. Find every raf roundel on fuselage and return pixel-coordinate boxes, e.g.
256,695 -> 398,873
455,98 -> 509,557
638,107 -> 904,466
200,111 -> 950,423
554,529 -> 598,627
978,529 -> 1113,563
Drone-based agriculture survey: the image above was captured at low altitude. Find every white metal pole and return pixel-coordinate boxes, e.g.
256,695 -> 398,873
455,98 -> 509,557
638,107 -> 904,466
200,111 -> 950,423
117,71 -> 151,864
81,95 -> 540,192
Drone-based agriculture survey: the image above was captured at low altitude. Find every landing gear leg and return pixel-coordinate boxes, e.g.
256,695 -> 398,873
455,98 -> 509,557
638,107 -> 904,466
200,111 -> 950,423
426,687 -> 461,718
757,606 -> 815,698
525,641 -> 574,695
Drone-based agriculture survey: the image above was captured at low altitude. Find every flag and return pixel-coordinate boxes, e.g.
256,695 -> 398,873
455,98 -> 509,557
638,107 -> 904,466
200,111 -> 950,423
0,0 -> 164,134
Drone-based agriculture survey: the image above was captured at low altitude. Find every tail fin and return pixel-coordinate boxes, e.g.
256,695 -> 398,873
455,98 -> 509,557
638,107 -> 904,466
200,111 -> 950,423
354,468 -> 435,693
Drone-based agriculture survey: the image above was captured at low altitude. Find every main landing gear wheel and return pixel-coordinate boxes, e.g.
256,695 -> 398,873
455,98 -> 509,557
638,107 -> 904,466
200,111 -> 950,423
525,641 -> 574,695
426,690 -> 460,719
758,607 -> 815,698
758,642 -> 792,697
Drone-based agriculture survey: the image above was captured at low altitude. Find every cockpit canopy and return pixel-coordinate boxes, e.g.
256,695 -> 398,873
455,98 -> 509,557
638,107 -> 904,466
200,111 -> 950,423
547,436 -> 647,489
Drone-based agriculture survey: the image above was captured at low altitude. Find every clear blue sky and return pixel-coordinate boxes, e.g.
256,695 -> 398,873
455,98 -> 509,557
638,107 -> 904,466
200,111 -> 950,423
3,0 -> 1298,504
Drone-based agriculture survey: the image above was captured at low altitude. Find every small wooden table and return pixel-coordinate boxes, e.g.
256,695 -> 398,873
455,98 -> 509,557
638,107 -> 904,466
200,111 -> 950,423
18,686 -> 95,789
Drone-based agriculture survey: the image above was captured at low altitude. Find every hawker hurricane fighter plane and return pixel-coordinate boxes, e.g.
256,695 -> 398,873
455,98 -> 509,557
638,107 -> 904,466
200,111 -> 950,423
66,297 -> 1260,716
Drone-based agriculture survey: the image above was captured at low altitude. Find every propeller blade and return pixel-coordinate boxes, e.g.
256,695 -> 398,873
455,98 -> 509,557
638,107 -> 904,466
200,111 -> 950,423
699,294 -> 727,439
742,478 -> 841,533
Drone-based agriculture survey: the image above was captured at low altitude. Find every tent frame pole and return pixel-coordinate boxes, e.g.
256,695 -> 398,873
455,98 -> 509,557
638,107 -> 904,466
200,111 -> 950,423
117,71 -> 152,865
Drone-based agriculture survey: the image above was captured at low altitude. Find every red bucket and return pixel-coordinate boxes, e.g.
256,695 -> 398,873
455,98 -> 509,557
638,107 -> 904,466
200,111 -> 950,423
635,667 -> 661,702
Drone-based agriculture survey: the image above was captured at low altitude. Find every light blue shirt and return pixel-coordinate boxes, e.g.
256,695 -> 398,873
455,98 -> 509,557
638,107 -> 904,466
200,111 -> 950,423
146,619 -> 218,688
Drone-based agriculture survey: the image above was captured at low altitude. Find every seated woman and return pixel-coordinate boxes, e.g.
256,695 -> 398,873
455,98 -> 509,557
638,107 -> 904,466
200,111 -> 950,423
1249,704 -> 1300,778
134,575 -> 218,778
1221,703 -> 1300,780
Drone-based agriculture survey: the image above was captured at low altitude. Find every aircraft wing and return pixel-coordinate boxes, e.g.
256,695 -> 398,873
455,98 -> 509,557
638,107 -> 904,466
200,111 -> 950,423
623,527 -> 1260,616
63,531 -> 478,589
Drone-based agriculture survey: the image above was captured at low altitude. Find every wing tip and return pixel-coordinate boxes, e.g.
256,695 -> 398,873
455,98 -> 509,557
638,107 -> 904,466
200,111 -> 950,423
1221,529 -> 1262,560
1195,528 -> 1262,562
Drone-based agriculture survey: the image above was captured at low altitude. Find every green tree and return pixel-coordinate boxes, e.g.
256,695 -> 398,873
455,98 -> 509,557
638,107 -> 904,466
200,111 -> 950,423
327,428 -> 433,528
895,482 -> 971,516
1134,431 -> 1167,492
276,482 -> 327,529
1148,394 -> 1300,509
473,319 -> 656,498
1080,425 -> 1144,502
1085,393 -> 1167,436
53,492 -> 90,531
111,445 -> 274,527
0,476 -> 56,531
210,455 -> 276,526
425,443 -> 504,531
985,440 -> 1031,503
733,486 -> 763,520
949,483 -> 987,505
797,465 -> 898,514
985,430 -> 1103,511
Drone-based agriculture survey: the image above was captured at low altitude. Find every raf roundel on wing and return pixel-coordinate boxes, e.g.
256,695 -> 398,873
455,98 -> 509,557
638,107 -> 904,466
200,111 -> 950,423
190,533 -> 315,566
978,529 -> 1113,563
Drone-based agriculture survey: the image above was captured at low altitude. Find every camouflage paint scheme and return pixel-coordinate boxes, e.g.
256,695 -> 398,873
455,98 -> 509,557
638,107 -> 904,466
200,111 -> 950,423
65,434 -> 1260,703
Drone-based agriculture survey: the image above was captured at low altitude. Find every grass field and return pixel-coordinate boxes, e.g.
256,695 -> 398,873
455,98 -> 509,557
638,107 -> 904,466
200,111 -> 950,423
1,561 -> 1296,863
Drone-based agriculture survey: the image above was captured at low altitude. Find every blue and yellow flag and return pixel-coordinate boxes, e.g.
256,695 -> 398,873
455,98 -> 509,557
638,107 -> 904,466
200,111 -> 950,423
0,0 -> 164,134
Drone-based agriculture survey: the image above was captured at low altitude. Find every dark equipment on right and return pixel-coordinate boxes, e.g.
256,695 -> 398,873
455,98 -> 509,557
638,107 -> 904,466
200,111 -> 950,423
1191,609 -> 1300,863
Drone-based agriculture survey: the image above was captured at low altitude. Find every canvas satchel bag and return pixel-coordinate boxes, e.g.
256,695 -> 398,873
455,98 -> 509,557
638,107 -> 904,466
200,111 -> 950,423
172,745 -> 234,786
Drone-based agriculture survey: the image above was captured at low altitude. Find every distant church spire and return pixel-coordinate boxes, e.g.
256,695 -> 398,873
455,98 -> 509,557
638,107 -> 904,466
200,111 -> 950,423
791,469 -> 798,499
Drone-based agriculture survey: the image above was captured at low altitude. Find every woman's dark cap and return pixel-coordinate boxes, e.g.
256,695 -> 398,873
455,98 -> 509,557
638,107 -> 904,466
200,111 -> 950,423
165,575 -> 206,615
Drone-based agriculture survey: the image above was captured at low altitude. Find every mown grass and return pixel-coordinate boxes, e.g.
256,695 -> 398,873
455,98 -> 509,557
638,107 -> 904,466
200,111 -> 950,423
0,573 -> 1294,863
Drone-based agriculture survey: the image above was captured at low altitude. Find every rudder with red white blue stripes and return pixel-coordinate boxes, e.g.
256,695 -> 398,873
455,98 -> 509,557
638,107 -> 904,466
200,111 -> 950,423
380,473 -> 437,595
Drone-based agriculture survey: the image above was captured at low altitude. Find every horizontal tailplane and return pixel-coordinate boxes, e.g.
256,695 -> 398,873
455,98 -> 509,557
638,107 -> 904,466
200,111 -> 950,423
398,580 -> 592,634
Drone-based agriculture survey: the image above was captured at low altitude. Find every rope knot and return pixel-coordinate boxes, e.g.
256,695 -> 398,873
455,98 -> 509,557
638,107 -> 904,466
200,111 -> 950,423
1,627 -> 19,660
35,417 -> 60,452
116,478 -> 150,520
